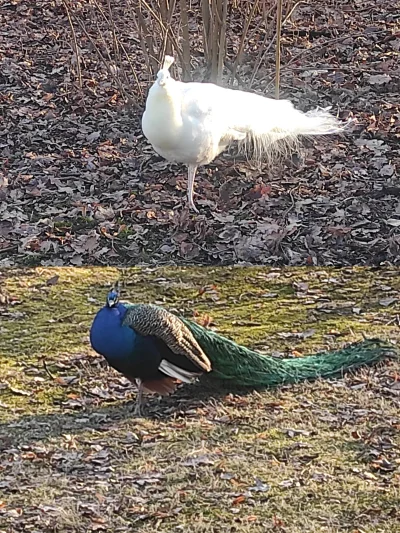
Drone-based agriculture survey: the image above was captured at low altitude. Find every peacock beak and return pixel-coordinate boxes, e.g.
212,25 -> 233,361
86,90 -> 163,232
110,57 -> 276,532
107,291 -> 119,307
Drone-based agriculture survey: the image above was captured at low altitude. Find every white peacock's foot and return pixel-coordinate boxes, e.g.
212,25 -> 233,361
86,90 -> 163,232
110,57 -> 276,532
188,198 -> 199,213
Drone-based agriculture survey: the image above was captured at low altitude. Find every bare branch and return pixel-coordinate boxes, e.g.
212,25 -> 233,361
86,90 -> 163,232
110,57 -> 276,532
61,0 -> 83,93
275,0 -> 283,99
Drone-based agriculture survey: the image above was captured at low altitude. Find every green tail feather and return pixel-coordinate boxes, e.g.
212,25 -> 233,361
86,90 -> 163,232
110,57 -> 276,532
180,318 -> 398,387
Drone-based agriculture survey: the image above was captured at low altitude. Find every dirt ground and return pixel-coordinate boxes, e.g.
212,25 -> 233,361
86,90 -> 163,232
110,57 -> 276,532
1,0 -> 399,267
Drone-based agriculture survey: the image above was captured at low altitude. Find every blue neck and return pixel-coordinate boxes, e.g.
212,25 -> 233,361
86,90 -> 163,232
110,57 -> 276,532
90,302 -> 136,362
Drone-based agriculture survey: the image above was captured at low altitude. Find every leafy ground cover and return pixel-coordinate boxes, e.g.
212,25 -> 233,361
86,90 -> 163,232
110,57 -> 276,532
1,266 -> 399,532
0,0 -> 399,267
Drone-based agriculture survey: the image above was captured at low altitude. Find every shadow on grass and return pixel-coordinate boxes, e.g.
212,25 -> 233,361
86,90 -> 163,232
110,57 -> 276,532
0,380 -> 257,448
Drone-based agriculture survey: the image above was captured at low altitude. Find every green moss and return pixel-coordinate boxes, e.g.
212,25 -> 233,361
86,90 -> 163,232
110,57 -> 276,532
19,254 -> 44,267
53,216 -> 96,232
53,220 -> 73,229
115,225 -> 135,240
1,266 -> 400,420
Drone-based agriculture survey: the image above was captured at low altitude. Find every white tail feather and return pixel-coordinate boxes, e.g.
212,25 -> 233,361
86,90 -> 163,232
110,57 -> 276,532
159,359 -> 200,383
142,59 -> 350,210
225,92 -> 348,165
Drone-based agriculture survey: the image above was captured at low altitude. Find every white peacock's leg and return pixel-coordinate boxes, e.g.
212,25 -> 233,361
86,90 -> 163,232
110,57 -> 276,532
134,379 -> 144,416
187,164 -> 199,212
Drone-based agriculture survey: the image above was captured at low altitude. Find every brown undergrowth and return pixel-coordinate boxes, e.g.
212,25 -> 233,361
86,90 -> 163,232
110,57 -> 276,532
0,266 -> 399,532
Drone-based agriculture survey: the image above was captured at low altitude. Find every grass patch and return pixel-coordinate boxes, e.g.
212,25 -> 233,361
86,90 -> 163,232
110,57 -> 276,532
0,266 -> 399,532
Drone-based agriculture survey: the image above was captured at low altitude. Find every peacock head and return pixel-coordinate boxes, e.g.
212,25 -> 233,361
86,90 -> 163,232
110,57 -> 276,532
106,282 -> 120,308
157,55 -> 174,87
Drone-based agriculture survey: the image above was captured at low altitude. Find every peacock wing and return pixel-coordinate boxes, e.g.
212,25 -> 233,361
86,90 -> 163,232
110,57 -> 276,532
181,83 -> 228,122
122,304 -> 212,373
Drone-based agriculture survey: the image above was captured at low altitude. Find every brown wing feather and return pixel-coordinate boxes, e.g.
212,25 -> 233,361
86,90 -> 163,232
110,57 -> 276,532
142,378 -> 177,395
124,375 -> 178,395
122,304 -> 212,372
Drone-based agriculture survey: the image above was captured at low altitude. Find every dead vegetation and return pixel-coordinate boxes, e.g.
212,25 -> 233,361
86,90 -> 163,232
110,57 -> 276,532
1,266 -> 400,532
60,0 -> 290,96
0,0 -> 399,266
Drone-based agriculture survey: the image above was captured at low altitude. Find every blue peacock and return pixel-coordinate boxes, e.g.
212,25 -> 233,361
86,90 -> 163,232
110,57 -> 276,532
90,284 -> 397,415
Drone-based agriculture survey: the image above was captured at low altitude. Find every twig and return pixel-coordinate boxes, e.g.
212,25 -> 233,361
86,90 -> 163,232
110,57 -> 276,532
131,0 -> 158,78
61,0 -> 83,92
107,0 -> 121,69
275,0 -> 283,99
208,0 -> 226,83
249,0 -> 278,88
230,0 -> 260,85
217,0 -> 228,84
69,11 -> 138,107
160,0 -> 177,72
0,246 -> 18,254
249,0 -> 307,89
180,0 -> 191,80
209,0 -> 218,81
91,0 -> 144,100
43,361 -> 56,380
91,2 -> 123,89
138,0 -> 184,68
283,30 -> 387,70
202,0 -> 211,61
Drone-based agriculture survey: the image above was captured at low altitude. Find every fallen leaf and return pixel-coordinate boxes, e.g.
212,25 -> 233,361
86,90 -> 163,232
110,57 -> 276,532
7,385 -> 31,396
249,478 -> 270,493
232,494 -> 246,505
182,455 -> 215,467
379,297 -> 398,307
46,275 -> 59,286
368,74 -> 392,85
